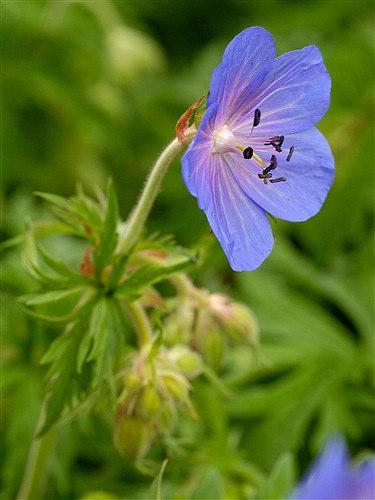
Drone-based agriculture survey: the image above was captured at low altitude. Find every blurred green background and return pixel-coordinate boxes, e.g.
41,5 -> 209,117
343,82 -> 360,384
2,1 -> 374,499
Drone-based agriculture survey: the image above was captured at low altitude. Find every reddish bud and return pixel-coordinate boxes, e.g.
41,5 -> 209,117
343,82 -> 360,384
176,94 -> 207,143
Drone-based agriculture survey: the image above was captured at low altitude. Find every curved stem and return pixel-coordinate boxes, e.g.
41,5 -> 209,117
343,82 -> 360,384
17,402 -> 56,500
171,274 -> 209,306
119,138 -> 185,254
126,300 -> 153,347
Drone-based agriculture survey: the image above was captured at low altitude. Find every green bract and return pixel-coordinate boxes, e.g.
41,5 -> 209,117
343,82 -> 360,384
19,183 -> 197,435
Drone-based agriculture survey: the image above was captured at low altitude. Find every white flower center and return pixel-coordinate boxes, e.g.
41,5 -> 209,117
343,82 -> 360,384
212,125 -> 237,154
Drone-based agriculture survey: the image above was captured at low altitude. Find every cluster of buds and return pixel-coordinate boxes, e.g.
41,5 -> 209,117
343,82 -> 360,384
111,251 -> 258,462
114,340 -> 202,461
164,275 -> 259,370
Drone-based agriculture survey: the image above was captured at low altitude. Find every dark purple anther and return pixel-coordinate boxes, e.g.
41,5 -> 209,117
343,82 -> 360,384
258,172 -> 272,180
264,135 -> 284,152
253,108 -> 261,127
263,154 -> 278,175
286,146 -> 294,161
270,176 -> 286,183
264,136 -> 280,144
243,146 -> 254,159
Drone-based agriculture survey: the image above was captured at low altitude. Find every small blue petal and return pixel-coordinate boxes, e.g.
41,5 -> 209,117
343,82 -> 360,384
290,437 -> 375,500
230,127 -> 334,222
182,133 -> 274,271
207,27 -> 275,126
182,105 -> 217,204
234,45 -> 331,135
204,165 -> 274,272
351,459 -> 375,499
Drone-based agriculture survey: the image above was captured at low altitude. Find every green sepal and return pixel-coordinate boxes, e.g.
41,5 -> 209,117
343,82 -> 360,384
93,179 -> 120,279
116,250 -> 196,301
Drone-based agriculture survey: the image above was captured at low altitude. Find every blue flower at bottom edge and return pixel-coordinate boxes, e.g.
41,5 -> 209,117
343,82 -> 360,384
291,437 -> 375,500
182,27 -> 334,271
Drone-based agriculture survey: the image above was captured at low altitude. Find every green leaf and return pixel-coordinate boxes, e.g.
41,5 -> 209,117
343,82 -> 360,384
116,251 -> 195,301
0,234 -> 24,252
19,287 -> 96,323
37,243 -> 86,283
190,467 -> 223,500
22,231 -> 81,288
93,179 -> 119,278
35,190 -> 102,239
40,325 -> 85,434
77,299 -> 119,389
34,192 -> 71,211
258,453 -> 296,500
106,252 -> 130,290
19,286 -> 88,306
150,459 -> 168,500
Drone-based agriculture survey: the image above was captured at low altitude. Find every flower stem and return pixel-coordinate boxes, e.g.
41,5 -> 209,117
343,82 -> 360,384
17,402 -> 56,500
126,300 -> 153,346
171,274 -> 209,306
119,138 -> 185,254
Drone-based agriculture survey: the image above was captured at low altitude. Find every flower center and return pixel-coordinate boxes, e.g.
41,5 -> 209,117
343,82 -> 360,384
212,110 -> 295,186
212,125 -> 238,154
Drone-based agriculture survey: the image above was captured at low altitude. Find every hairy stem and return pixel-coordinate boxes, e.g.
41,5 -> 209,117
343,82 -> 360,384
171,274 -> 209,306
17,402 -> 56,500
119,138 -> 185,254
126,301 -> 153,346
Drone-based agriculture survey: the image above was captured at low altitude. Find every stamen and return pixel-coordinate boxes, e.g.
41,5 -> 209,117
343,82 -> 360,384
270,177 -> 286,183
252,152 -> 266,168
258,172 -> 272,185
264,136 -> 280,145
264,135 -> 284,153
286,146 -> 294,161
243,147 -> 253,159
263,154 -> 277,175
275,135 -> 284,152
253,108 -> 261,127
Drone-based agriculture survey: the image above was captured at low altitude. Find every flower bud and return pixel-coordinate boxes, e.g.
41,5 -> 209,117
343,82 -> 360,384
140,386 -> 161,417
176,94 -> 207,143
113,413 -> 154,461
202,329 -> 227,371
168,345 -> 203,379
126,370 -> 142,389
162,372 -> 190,403
208,294 -> 259,343
164,298 -> 195,345
159,401 -> 177,430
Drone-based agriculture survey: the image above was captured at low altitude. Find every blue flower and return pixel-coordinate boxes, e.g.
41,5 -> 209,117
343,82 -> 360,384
291,437 -> 375,500
182,27 -> 334,271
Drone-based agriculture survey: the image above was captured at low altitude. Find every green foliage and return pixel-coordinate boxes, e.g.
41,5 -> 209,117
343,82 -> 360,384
258,454 -> 296,500
92,180 -> 120,279
12,186 -> 199,441
225,238 -> 373,469
2,1 -> 374,499
116,251 -> 195,301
